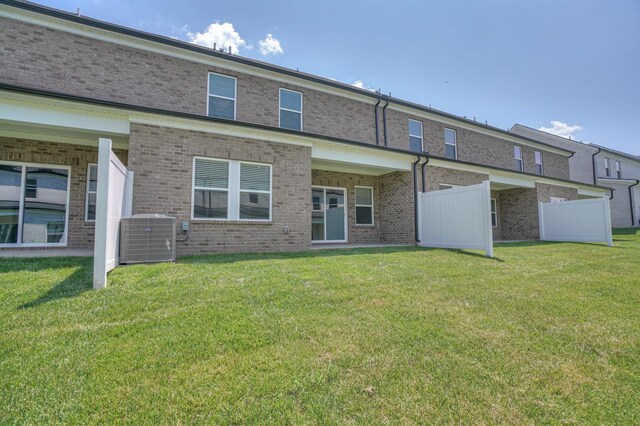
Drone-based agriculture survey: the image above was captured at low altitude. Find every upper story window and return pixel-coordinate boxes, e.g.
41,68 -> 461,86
514,146 -> 523,171
208,72 -> 236,120
192,157 -> 271,221
604,158 -> 611,177
534,151 -> 543,175
615,160 -> 621,179
408,119 -> 424,152
279,88 -> 302,131
444,128 -> 457,159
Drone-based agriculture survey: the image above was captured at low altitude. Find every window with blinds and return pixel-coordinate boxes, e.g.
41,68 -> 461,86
355,186 -> 374,225
192,157 -> 271,220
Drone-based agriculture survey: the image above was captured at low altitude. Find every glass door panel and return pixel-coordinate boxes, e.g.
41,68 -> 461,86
311,187 -> 346,242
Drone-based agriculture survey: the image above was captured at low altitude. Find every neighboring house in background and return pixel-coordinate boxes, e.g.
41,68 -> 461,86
0,1 -> 609,254
511,124 -> 640,228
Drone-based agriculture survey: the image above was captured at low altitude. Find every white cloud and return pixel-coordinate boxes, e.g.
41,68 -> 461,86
352,80 -> 376,92
538,121 -> 582,139
258,34 -> 283,56
187,22 -> 250,53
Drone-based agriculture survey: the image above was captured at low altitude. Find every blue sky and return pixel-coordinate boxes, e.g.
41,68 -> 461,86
39,0 -> 640,154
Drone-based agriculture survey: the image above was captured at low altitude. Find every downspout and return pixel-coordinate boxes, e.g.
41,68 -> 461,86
373,98 -> 381,145
421,156 -> 430,192
382,99 -> 389,147
630,180 -> 640,226
609,188 -> 614,200
413,156 -> 422,242
591,147 -> 601,185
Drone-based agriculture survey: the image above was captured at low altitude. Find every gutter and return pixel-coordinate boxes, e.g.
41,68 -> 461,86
630,180 -> 640,226
592,147 -> 602,185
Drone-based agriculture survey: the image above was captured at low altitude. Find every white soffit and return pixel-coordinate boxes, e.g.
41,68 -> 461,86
0,92 -> 130,135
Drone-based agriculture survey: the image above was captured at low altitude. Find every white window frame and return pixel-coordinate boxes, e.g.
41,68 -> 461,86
615,160 -> 621,179
191,157 -> 272,222
534,151 -> 543,175
279,88 -> 303,131
491,198 -> 498,228
206,72 -> 237,120
514,146 -> 523,172
85,163 -> 97,222
550,197 -> 568,203
604,158 -> 611,177
0,160 -> 71,248
354,185 -> 374,226
311,185 -> 349,243
444,128 -> 457,159
408,119 -> 424,152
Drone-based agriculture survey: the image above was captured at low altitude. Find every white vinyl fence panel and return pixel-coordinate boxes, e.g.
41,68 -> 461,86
418,180 -> 493,257
539,197 -> 612,246
93,138 -> 134,289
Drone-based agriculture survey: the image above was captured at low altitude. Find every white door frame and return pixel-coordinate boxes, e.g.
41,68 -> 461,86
311,185 -> 348,243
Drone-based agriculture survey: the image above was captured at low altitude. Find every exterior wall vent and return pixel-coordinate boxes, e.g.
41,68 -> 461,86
120,214 -> 176,264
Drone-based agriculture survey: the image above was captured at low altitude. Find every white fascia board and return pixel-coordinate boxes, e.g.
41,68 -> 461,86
489,170 -> 535,188
428,157 -> 609,196
0,128 -> 128,150
0,92 -> 130,134
312,141 -> 412,171
129,115 -> 313,148
597,178 -> 638,185
0,6 -> 377,106
389,104 -> 572,157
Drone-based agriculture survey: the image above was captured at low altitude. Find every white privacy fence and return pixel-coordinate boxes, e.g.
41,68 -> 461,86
539,197 -> 612,246
93,138 -> 134,289
418,181 -> 493,257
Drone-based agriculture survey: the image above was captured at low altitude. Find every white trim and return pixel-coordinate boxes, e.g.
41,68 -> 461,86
206,72 -> 237,120
85,163 -> 98,222
490,198 -> 497,227
354,185 -> 374,226
444,128 -> 457,159
534,150 -> 543,175
311,185 -> 349,243
408,119 -> 424,152
279,88 -> 303,131
191,156 -> 272,222
514,145 -> 523,172
0,160 -> 71,248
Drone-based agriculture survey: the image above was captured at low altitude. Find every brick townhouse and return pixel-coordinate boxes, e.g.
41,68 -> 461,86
0,1 -> 610,254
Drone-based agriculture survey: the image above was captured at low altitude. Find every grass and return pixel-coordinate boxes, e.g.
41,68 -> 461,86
1,230 -> 639,424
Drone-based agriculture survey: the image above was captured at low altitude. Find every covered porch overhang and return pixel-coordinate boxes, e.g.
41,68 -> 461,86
311,140 -> 415,176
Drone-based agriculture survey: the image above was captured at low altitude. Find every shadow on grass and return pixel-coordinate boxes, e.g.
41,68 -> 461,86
16,261 -> 93,309
180,245 -> 425,265
450,250 -> 505,262
613,228 -> 638,236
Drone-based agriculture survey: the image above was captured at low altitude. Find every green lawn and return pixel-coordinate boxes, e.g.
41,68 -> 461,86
1,230 -> 639,424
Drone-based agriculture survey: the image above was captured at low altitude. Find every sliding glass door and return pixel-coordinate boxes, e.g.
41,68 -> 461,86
311,186 -> 347,242
0,162 -> 70,246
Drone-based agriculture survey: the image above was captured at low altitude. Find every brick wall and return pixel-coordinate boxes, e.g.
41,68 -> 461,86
0,137 -> 127,249
424,166 -> 489,192
378,171 -> 415,244
498,188 -> 539,240
128,123 -> 312,255
311,170 -> 381,244
385,109 -> 570,180
535,183 -> 578,204
2,16 -> 570,179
